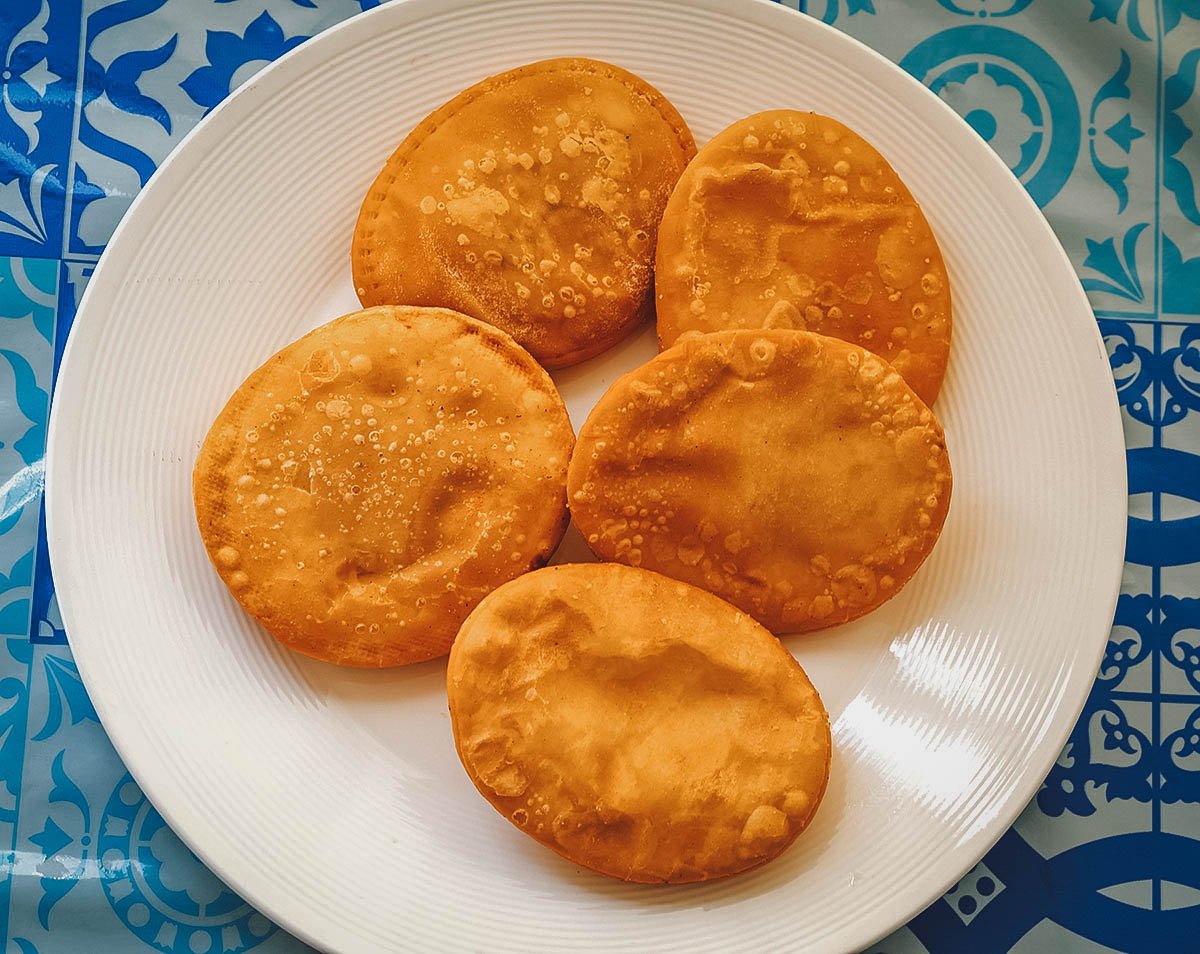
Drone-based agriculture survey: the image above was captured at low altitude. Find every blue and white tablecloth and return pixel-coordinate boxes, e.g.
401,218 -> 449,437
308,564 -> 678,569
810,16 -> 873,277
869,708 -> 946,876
0,1 -> 1195,951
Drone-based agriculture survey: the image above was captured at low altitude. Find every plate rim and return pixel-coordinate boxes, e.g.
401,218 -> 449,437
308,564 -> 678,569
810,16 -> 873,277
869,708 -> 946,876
44,0 -> 1129,951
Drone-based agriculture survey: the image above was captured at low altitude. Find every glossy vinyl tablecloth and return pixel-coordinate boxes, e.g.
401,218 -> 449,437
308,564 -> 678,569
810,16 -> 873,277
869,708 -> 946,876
0,1 -> 1196,952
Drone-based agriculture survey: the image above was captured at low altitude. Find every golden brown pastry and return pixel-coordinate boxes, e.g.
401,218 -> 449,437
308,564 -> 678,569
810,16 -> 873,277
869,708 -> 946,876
193,305 -> 574,667
655,110 -> 951,404
353,58 -> 696,369
568,329 -> 951,633
448,562 -> 831,883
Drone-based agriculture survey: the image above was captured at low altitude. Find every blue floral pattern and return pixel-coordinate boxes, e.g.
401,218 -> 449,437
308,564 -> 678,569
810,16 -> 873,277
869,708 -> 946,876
0,1 -> 76,259
1089,50 -> 1145,212
98,776 -> 275,953
899,26 -> 1081,208
1083,223 -> 1150,302
1163,49 -> 1200,230
181,12 -> 308,113
1089,0 -> 1155,41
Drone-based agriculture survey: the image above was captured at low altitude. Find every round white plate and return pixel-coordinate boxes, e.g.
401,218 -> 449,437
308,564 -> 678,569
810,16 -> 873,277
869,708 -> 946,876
46,1 -> 1127,951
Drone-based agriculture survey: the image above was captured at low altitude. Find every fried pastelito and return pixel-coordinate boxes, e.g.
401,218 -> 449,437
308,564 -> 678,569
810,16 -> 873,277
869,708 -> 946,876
656,110 -> 951,404
194,305 -> 574,666
568,329 -> 952,633
353,58 -> 696,368
448,562 -> 831,883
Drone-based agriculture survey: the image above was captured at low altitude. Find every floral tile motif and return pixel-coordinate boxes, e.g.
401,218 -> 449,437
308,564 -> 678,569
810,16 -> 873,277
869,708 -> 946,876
0,635 -> 34,946
819,2 -> 1184,322
0,0 -> 80,260
1158,323 -> 1200,702
26,259 -> 86,650
1160,38 -> 1200,318
64,0 -> 367,258
1031,697 -> 1154,841
4,643 -> 311,954
903,26 -> 1161,315
0,255 -> 54,946
0,257 -> 54,643
1159,323 -> 1200,456
899,25 -> 1083,211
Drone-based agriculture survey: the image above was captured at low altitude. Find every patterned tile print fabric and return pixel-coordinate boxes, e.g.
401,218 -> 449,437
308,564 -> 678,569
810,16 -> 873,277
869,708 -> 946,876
0,0 -> 1193,950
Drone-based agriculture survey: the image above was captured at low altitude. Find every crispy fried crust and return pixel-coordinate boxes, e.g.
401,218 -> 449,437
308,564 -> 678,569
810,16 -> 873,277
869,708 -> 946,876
567,329 -> 952,633
353,58 -> 696,369
193,306 -> 574,667
448,563 -> 831,883
655,110 -> 952,404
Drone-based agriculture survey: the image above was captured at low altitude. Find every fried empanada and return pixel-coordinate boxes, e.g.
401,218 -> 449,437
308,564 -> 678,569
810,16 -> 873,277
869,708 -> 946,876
448,562 -> 831,883
568,329 -> 951,633
194,306 -> 574,667
353,58 -> 695,369
656,110 -> 951,404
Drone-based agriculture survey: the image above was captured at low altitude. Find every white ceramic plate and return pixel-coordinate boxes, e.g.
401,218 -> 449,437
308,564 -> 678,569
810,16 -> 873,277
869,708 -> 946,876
45,1 -> 1127,951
